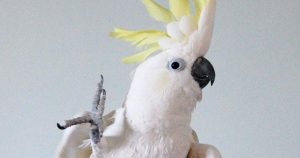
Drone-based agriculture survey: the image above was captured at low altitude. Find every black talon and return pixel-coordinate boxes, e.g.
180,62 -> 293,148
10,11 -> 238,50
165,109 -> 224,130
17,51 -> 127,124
100,74 -> 103,81
102,89 -> 106,96
57,123 -> 66,130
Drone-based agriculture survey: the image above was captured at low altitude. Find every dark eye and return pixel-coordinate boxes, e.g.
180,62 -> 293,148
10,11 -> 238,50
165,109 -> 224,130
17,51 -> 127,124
168,58 -> 186,71
171,62 -> 180,69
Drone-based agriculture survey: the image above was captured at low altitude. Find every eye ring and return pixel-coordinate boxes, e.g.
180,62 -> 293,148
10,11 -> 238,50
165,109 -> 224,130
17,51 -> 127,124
167,58 -> 186,71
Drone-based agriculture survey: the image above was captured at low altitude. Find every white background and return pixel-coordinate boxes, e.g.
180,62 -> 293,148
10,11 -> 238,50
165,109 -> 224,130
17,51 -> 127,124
0,0 -> 299,157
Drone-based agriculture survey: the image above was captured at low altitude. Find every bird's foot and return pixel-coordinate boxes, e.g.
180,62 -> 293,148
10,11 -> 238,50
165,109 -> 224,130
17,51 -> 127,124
57,75 -> 106,144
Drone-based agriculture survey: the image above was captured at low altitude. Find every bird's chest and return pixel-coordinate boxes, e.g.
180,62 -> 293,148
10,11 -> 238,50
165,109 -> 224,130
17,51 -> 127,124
102,128 -> 193,158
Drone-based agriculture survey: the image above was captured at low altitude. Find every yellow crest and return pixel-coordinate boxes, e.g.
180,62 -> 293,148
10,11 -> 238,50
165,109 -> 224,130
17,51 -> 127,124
111,0 -> 209,64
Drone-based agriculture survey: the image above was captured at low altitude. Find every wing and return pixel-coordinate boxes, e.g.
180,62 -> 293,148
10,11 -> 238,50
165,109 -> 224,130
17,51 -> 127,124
55,108 -> 125,158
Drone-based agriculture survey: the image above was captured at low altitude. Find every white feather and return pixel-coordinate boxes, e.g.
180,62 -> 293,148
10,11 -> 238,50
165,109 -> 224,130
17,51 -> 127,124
103,108 -> 125,137
179,16 -> 197,36
166,22 -> 184,40
194,0 -> 217,56
158,37 -> 177,50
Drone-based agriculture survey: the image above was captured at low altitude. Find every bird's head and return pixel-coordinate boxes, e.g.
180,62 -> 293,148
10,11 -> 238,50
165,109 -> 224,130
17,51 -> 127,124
113,0 -> 216,104
112,0 -> 217,131
132,48 -> 215,105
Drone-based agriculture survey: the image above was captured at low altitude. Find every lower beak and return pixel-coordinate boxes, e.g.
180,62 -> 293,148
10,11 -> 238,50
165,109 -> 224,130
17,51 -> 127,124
191,56 -> 216,89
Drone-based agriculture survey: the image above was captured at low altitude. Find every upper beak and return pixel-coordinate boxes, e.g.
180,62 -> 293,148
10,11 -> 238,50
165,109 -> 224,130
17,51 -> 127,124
191,56 -> 215,89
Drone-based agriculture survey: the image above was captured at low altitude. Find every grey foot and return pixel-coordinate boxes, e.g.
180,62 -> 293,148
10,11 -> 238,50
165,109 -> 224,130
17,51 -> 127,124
57,75 -> 106,144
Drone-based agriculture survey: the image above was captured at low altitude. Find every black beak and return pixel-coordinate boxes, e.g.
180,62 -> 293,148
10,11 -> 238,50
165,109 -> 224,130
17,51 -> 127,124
191,56 -> 216,89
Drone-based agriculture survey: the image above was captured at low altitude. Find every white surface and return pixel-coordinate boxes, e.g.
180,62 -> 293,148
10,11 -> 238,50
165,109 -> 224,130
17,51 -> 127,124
0,0 -> 299,158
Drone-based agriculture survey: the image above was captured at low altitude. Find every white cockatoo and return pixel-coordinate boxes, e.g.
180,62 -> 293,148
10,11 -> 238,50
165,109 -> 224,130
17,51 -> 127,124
55,0 -> 221,158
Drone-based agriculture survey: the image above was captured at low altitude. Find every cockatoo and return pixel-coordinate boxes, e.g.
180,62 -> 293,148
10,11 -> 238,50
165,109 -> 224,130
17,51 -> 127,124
55,0 -> 221,158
